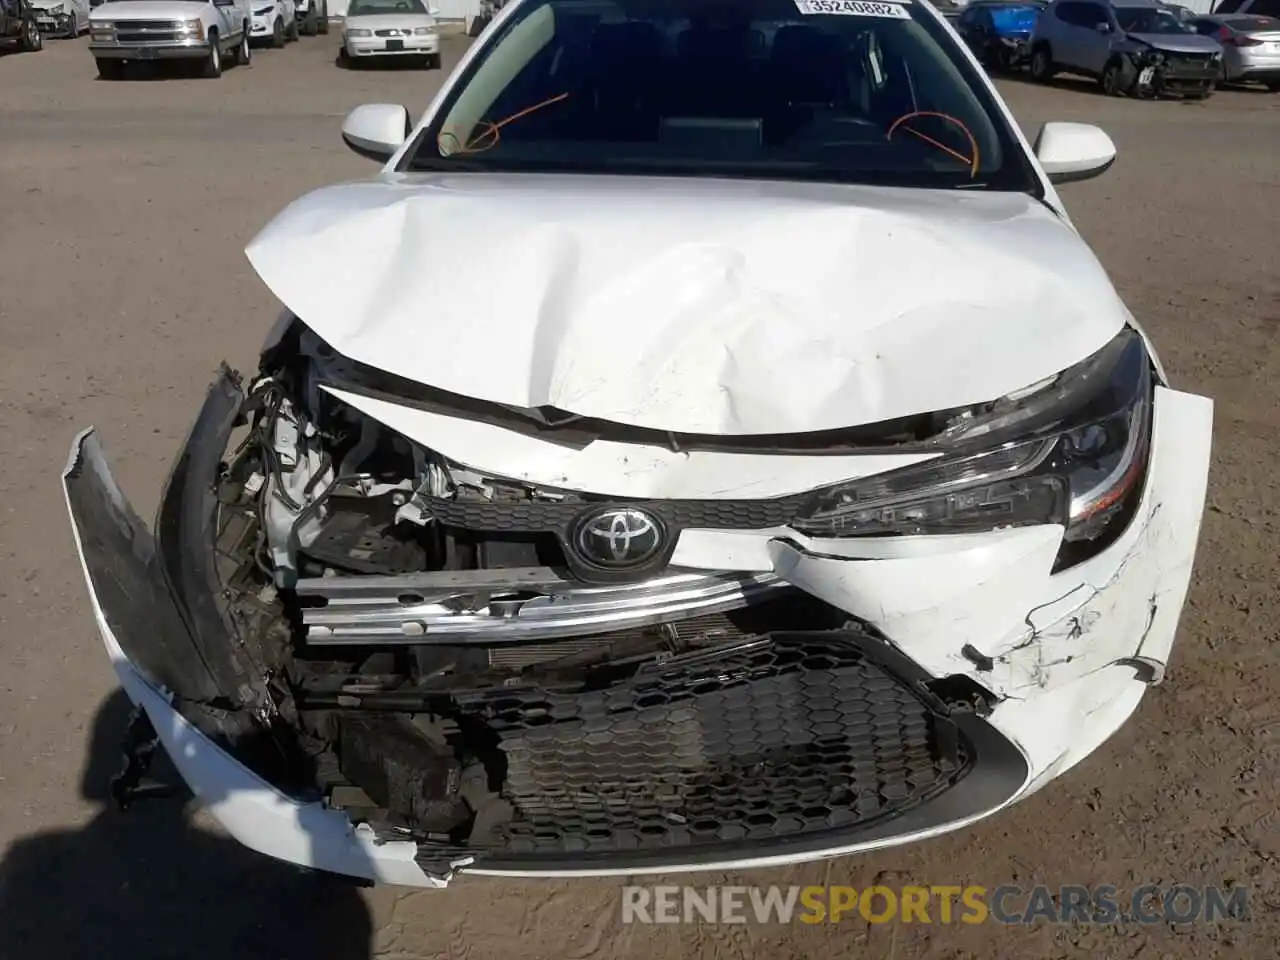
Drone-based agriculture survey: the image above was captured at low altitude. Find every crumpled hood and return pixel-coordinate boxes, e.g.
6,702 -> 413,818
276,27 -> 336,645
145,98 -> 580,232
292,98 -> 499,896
245,174 -> 1128,436
1126,32 -> 1222,53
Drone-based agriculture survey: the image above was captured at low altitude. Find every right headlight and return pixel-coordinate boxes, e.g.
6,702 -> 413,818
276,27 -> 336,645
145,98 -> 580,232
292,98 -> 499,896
345,27 -> 371,36
791,327 -> 1153,571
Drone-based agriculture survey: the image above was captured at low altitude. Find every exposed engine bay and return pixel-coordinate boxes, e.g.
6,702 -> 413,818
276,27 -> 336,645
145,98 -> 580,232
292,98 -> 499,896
192,321 -> 991,867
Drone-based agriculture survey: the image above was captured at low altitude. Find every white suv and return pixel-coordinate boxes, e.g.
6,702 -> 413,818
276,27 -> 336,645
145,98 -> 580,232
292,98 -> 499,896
31,0 -> 90,37
249,0 -> 295,45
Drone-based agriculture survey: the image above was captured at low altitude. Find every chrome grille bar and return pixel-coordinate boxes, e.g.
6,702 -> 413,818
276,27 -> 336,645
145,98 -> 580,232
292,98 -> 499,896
295,566 -> 789,645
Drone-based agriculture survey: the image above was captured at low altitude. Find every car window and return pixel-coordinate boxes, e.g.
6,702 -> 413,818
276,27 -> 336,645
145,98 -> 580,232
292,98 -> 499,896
1079,2 -> 1110,25
1213,0 -> 1241,11
1247,0 -> 1280,14
990,4 -> 1040,30
1054,2 -> 1086,25
1115,6 -> 1190,31
348,0 -> 427,14
1190,16 -> 1219,31
409,0 -> 1041,194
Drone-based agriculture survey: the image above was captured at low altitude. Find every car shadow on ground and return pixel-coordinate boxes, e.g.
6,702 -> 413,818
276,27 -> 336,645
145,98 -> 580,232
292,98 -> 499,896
998,70 -> 1110,97
335,55 -> 441,70
1000,69 -> 1236,102
0,688 -> 375,960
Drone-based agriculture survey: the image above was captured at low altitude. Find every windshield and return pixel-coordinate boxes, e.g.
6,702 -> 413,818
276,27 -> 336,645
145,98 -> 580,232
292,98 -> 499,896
348,0 -> 427,15
408,0 -> 1040,193
1115,7 -> 1190,31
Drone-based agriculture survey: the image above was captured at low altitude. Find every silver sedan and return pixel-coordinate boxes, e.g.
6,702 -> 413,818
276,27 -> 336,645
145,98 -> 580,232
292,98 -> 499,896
1192,13 -> 1280,88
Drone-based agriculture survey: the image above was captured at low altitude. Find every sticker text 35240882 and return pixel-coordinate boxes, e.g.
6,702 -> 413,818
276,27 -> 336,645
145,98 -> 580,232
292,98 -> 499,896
794,0 -> 912,18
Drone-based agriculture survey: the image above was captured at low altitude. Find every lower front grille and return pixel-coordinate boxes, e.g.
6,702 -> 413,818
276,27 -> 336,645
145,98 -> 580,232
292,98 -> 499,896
454,632 -> 972,856
1163,53 -> 1218,75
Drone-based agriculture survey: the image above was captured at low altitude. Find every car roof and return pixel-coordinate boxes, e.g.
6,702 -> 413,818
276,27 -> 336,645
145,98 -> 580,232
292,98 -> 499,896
1204,11 -> 1280,23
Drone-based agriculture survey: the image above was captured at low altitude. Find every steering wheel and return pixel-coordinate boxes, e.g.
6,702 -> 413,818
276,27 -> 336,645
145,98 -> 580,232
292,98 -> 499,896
887,111 -> 981,178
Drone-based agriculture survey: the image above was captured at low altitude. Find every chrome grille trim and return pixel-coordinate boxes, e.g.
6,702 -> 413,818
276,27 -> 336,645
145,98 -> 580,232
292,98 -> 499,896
296,567 -> 789,645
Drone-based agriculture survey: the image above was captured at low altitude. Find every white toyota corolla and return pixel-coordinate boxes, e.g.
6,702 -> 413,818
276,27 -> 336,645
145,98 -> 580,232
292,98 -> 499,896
65,0 -> 1213,887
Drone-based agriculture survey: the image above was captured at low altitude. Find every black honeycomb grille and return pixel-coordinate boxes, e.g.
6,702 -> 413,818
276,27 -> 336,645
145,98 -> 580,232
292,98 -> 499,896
454,633 -> 971,856
427,493 -> 809,534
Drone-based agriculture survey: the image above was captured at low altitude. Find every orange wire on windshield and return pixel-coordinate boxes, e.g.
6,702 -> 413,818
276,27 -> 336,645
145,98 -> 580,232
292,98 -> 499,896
437,92 -> 571,156
887,111 -> 981,178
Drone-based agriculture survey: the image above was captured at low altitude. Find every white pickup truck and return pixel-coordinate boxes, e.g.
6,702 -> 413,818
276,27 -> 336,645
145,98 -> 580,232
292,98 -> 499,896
88,0 -> 252,78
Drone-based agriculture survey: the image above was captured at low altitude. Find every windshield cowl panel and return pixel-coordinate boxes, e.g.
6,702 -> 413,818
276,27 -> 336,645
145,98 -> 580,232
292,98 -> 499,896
404,0 -> 1041,195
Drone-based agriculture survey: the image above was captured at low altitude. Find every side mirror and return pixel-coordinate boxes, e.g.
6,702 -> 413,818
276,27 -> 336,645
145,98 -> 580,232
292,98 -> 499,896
428,5 -> 439,13
1033,121 -> 1117,184
1094,20 -> 1112,32
341,103 -> 412,162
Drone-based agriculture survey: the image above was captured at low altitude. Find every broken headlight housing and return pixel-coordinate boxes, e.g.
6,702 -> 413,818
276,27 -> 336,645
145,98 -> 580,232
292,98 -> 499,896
792,327 -> 1152,570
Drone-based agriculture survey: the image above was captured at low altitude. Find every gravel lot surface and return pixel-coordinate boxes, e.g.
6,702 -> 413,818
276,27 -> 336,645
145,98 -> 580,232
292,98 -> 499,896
0,27 -> 1276,960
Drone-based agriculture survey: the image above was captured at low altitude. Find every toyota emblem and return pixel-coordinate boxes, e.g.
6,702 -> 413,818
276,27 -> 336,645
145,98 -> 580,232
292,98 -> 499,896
574,506 -> 665,568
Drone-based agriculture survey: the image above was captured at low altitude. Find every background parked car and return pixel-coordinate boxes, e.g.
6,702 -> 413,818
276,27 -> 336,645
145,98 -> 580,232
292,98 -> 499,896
956,0 -> 1047,71
1192,11 -> 1280,85
1212,0 -> 1280,15
251,0 -> 296,45
293,0 -> 327,34
339,0 -> 440,68
0,0 -> 43,50
88,0 -> 253,79
31,0 -> 89,36
1029,0 -> 1224,97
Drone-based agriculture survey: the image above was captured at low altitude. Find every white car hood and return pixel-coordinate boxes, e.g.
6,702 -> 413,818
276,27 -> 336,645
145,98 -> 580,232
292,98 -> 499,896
245,174 -> 1127,436
344,12 -> 435,29
91,1 -> 210,18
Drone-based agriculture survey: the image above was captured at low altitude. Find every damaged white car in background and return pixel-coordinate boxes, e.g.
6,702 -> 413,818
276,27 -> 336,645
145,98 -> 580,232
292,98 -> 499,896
65,0 -> 1212,887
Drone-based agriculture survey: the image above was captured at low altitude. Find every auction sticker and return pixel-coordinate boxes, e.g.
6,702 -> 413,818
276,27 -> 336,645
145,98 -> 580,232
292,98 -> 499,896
794,0 -> 911,17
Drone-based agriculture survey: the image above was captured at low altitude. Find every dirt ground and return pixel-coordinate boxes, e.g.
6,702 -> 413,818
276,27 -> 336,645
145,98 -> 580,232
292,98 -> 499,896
0,26 -> 1276,960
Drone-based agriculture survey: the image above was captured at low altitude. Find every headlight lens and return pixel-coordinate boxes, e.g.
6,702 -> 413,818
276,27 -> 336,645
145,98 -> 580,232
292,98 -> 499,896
791,328 -> 1153,570
180,19 -> 203,36
414,25 -> 435,34
346,27 -> 372,36
90,21 -> 114,37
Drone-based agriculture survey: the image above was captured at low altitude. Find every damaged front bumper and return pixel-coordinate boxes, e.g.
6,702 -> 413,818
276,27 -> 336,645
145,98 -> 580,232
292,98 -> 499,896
35,11 -> 75,35
63,360 -> 1212,885
1132,51 -> 1222,97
